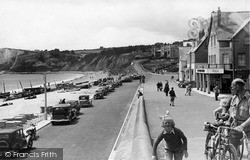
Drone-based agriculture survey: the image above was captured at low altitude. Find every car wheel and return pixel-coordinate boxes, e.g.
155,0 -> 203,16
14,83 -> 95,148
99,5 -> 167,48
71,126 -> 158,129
27,139 -> 33,149
69,117 -> 72,124
14,144 -> 20,153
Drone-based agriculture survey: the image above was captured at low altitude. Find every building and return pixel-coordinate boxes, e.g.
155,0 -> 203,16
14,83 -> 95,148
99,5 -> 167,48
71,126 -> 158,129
188,35 -> 209,88
196,7 -> 250,93
178,47 -> 192,81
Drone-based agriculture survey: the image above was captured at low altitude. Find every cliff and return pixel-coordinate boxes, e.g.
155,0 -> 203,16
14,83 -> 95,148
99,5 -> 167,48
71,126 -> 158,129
0,46 -> 152,74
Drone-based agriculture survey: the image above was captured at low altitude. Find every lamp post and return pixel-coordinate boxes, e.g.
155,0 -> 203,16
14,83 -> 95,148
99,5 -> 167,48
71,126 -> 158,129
232,38 -> 236,79
189,52 -> 192,81
43,72 -> 48,120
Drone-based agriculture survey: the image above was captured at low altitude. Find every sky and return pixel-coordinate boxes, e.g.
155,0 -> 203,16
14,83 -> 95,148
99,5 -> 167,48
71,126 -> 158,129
0,0 -> 249,50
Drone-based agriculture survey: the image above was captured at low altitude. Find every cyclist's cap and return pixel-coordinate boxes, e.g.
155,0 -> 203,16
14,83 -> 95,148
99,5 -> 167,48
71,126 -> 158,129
232,78 -> 245,86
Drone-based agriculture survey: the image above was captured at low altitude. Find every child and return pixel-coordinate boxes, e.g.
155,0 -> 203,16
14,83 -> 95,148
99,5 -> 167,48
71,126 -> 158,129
169,87 -> 177,106
152,111 -> 188,160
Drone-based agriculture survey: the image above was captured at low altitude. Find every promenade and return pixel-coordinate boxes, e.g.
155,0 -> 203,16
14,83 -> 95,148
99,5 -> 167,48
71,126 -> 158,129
142,73 -> 248,160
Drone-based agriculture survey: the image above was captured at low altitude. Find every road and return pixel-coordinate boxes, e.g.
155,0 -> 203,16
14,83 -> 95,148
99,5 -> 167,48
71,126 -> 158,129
29,81 -> 140,160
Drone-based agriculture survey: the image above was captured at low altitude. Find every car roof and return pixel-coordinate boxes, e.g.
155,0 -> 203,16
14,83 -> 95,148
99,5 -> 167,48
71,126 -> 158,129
66,100 -> 78,103
79,95 -> 89,97
0,128 -> 22,134
53,103 -> 71,108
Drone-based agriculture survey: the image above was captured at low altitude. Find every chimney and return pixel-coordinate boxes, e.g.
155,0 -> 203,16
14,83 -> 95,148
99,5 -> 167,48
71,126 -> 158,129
199,29 -> 205,41
217,7 -> 221,27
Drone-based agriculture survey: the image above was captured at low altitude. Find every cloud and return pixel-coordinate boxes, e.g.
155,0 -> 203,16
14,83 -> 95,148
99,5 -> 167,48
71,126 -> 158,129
0,0 -> 249,50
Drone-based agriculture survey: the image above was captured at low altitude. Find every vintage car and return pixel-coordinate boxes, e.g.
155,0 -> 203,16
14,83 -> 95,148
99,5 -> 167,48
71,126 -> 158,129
65,100 -> 81,115
0,128 -> 33,156
93,89 -> 104,100
51,103 -> 78,125
79,95 -> 93,107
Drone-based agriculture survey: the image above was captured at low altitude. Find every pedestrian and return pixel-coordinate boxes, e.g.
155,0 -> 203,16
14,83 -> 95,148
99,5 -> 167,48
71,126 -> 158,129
184,85 -> 189,96
185,84 -> 192,96
228,78 -> 250,157
159,82 -> 163,91
213,96 -> 232,117
152,111 -> 188,160
157,82 -> 161,92
169,87 -> 177,106
138,89 -> 143,98
213,85 -> 219,101
164,81 -> 170,96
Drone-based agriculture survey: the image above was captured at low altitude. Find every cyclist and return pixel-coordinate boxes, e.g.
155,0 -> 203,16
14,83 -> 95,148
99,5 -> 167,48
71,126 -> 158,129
229,78 -> 250,157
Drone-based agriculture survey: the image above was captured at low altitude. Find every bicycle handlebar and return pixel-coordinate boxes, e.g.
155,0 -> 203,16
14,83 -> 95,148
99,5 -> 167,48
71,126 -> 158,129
208,123 -> 247,139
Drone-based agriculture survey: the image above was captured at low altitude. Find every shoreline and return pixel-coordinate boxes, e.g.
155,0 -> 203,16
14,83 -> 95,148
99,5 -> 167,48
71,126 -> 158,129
0,72 -> 105,93
0,72 -> 108,120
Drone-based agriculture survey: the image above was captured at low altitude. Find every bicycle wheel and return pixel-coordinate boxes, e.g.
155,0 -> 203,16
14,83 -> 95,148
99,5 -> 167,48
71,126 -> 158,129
220,144 -> 237,160
205,132 -> 215,160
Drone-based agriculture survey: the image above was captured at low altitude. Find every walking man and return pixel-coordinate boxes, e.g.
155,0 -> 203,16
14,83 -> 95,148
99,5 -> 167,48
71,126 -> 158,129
213,85 -> 219,101
169,87 -> 177,106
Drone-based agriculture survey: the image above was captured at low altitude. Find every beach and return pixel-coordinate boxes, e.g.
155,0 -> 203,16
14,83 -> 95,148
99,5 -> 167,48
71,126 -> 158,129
0,72 -> 108,120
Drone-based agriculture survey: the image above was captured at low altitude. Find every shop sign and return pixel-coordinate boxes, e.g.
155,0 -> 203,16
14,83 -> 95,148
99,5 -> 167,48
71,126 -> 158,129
222,74 -> 231,78
196,68 -> 224,74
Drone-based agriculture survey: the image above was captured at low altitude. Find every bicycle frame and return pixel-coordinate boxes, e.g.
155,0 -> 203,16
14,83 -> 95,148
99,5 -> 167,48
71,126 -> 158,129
205,123 -> 238,160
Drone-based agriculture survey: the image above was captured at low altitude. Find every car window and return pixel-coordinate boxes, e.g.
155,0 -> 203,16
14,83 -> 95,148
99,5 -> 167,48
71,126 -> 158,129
0,134 -> 9,139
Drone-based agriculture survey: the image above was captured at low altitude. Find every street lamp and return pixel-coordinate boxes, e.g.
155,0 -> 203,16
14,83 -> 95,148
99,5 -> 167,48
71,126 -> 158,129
43,72 -> 50,120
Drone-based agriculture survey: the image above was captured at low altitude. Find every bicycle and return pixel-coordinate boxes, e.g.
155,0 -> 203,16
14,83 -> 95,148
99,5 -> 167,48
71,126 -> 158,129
204,121 -> 238,160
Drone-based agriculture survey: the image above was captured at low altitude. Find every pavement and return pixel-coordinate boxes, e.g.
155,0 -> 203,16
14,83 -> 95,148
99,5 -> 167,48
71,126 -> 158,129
142,72 -> 248,160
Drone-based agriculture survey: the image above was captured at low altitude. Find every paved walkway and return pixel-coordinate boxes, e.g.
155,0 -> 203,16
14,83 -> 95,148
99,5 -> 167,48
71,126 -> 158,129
143,73 -> 247,160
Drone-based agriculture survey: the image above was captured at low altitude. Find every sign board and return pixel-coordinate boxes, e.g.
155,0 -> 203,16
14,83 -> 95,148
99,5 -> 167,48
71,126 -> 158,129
196,68 -> 224,74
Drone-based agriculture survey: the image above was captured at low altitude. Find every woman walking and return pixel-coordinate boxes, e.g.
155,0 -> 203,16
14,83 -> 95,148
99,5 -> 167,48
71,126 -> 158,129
164,81 -> 170,96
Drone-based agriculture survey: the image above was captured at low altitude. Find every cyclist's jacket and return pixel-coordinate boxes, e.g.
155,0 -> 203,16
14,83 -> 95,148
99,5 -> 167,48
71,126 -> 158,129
153,127 -> 187,156
230,91 -> 250,132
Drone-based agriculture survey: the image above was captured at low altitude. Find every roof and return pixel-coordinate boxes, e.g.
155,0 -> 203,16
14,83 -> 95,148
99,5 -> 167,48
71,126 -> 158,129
0,128 -> 22,134
65,100 -> 78,103
79,95 -> 89,97
53,103 -> 71,108
211,11 -> 250,41
191,35 -> 208,53
230,17 -> 250,40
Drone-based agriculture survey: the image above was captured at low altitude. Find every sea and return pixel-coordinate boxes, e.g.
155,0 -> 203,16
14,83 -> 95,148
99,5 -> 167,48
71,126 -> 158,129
0,71 -> 106,93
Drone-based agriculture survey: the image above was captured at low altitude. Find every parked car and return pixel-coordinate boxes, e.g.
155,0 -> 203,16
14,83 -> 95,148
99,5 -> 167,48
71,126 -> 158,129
79,95 -> 93,107
178,81 -> 195,88
0,128 -> 33,156
65,100 -> 81,115
120,76 -> 133,83
93,89 -> 104,100
51,103 -> 78,125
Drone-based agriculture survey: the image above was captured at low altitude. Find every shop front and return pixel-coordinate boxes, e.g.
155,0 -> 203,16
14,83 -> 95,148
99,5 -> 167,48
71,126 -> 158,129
196,68 -> 224,94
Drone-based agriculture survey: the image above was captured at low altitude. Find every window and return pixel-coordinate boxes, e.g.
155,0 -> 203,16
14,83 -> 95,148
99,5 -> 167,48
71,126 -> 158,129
214,35 -> 216,46
222,54 -> 230,64
223,54 -> 230,69
238,53 -> 246,66
219,41 -> 230,47
211,37 -> 213,47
